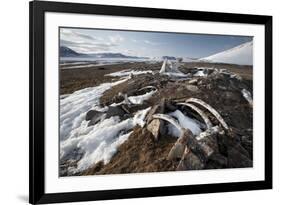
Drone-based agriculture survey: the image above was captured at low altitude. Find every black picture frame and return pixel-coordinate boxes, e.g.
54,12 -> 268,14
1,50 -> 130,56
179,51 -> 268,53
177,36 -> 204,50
29,0 -> 272,204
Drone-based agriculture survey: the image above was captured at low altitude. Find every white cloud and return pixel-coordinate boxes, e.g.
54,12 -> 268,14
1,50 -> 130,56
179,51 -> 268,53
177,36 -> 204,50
143,40 -> 164,46
109,35 -> 124,44
60,28 -> 118,54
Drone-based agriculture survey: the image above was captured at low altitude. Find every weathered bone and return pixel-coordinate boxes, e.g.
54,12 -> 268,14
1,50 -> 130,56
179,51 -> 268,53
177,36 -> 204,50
186,98 -> 229,130
167,129 -> 193,160
152,114 -> 188,159
124,94 -> 131,105
196,125 -> 223,141
152,113 -> 215,161
160,59 -> 168,74
177,102 -> 212,129
152,113 -> 184,134
138,86 -> 157,92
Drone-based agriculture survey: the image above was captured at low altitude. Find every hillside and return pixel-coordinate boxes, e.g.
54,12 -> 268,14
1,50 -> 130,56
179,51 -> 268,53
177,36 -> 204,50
201,41 -> 253,65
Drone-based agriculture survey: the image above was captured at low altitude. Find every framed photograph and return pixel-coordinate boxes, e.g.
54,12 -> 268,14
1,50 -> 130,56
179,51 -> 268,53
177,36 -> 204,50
29,0 -> 272,204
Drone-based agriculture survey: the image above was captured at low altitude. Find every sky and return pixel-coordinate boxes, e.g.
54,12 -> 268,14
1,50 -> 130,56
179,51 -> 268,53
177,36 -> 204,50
60,27 -> 252,59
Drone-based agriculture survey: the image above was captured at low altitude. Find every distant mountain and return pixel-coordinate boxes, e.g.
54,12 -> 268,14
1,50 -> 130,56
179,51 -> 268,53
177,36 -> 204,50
200,41 -> 253,65
59,46 -> 148,59
60,46 -> 81,57
162,56 -> 176,60
88,52 -> 147,59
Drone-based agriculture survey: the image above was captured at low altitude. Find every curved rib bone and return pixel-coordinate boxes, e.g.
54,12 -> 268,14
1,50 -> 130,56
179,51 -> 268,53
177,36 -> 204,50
152,113 -> 216,162
152,114 -> 188,159
152,114 -> 184,133
186,98 -> 229,130
177,102 -> 212,129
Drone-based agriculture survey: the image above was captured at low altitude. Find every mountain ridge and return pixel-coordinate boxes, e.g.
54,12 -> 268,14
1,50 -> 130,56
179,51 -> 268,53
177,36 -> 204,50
60,46 -> 148,59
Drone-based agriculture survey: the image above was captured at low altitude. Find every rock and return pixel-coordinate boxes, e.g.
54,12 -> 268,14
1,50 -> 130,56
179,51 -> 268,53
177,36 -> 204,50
85,110 -> 103,121
241,135 -> 253,158
227,144 -> 252,168
105,106 -> 126,119
167,129 -> 193,160
223,91 -> 237,101
165,99 -> 177,112
88,113 -> 106,126
147,119 -> 162,141
168,141 -> 187,160
176,147 -> 204,170
146,99 -> 165,123
185,85 -> 199,92
86,110 -> 106,126
207,152 -> 228,168
188,79 -> 198,85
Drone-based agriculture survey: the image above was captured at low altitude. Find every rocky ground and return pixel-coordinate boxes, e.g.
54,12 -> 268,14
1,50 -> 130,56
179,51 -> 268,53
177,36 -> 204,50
60,61 -> 253,176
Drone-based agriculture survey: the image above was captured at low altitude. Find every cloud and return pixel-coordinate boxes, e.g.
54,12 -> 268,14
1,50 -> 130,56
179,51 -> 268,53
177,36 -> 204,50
109,35 -> 124,44
60,29 -> 96,41
143,40 -> 162,46
60,28 -> 118,54
61,39 -> 117,53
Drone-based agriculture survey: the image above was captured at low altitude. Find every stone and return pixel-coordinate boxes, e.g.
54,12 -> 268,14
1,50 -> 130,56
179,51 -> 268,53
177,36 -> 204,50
185,85 -> 199,92
86,110 -> 106,126
105,106 -> 127,119
85,110 -> 103,121
176,147 -> 204,170
147,119 -> 162,141
188,79 -> 198,85
227,144 -> 252,168
88,113 -> 106,126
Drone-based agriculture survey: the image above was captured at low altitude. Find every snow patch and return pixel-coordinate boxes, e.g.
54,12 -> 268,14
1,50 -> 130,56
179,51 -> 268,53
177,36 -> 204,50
106,69 -> 154,77
60,78 -> 128,142
167,110 -> 202,137
163,72 -> 188,78
128,90 -> 157,104
194,70 -> 207,77
61,107 -> 151,172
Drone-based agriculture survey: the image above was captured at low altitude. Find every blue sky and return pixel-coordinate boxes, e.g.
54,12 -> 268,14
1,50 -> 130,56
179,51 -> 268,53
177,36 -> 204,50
60,27 -> 252,58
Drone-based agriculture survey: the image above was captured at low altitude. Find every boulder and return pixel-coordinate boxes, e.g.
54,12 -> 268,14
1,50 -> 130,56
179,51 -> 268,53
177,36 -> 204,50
188,78 -> 198,85
86,110 -> 106,126
105,106 -> 127,119
227,144 -> 252,168
85,110 -> 103,121
147,119 -> 162,141
176,147 -> 204,171
185,85 -> 199,92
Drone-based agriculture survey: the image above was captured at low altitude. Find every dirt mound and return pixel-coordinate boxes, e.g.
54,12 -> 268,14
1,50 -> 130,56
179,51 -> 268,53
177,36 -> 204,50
82,127 -> 178,175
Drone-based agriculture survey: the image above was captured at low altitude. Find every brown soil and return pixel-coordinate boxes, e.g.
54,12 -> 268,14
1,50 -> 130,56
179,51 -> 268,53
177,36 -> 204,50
82,127 -> 179,175
60,62 -> 162,94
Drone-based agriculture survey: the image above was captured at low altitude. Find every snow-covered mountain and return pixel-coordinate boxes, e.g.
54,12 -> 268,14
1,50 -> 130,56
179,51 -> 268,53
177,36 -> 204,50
201,41 -> 253,65
60,46 -> 148,59
60,46 -> 81,57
